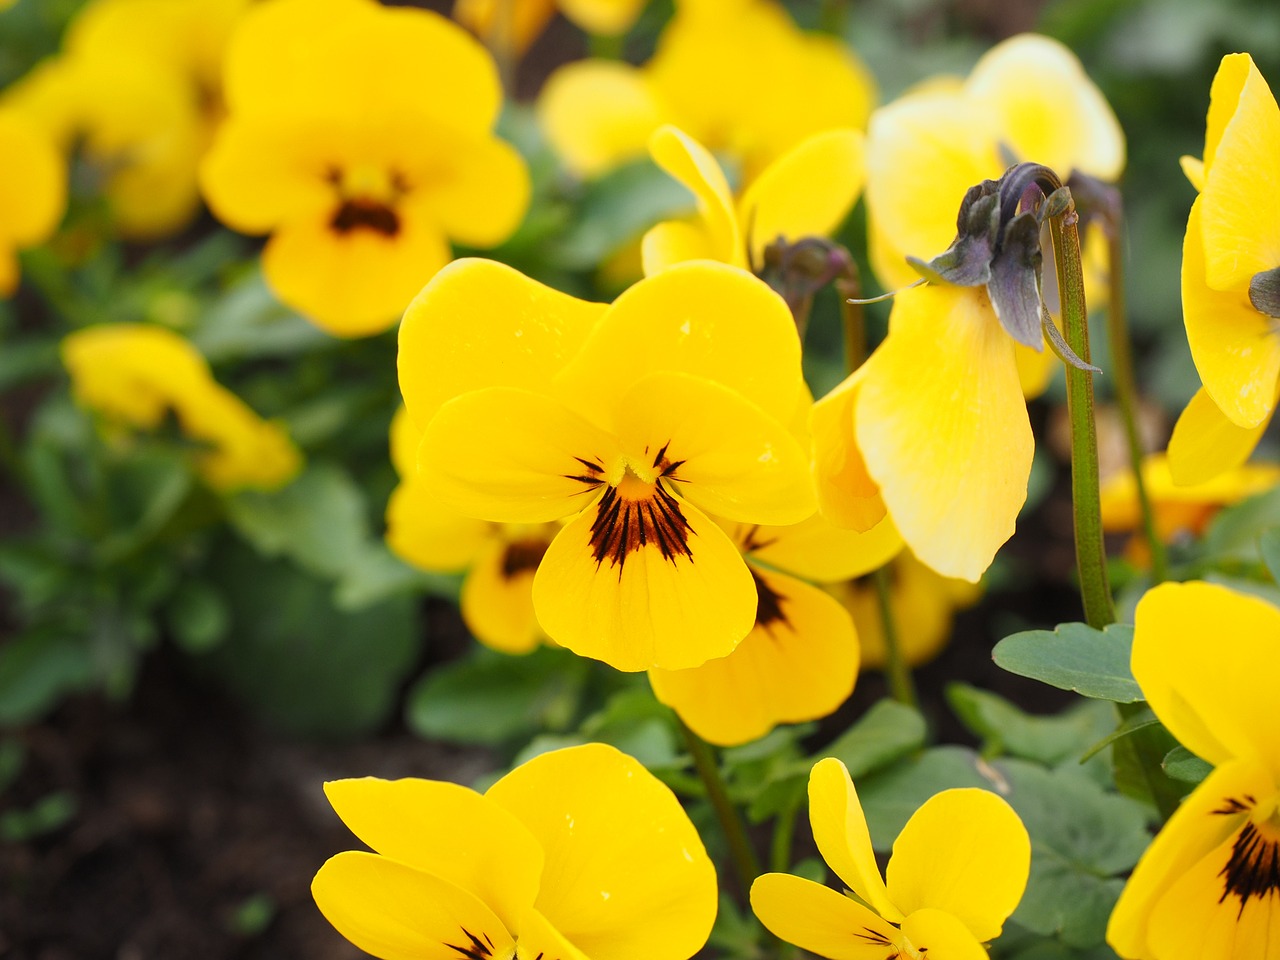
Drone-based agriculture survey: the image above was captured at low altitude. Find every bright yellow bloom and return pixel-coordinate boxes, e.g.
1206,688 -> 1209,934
455,0 -> 646,55
648,513 -> 900,746
752,757 -> 1030,960
313,743 -> 718,960
1167,54 -> 1280,486
0,109 -> 65,296
1107,581 -> 1280,960
61,324 -> 300,492
400,258 -> 814,672
538,0 -> 874,183
201,0 -> 530,337
642,124 -> 865,274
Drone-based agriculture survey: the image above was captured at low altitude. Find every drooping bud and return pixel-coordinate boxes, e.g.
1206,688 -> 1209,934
1249,266 -> 1280,318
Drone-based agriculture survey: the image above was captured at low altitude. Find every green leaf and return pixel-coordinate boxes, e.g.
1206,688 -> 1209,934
1163,746 -> 1213,785
97,447 -> 194,562
0,790 -> 77,841
948,683 -> 1118,765
1261,527 -> 1280,583
0,629 -> 94,727
1078,706 -> 1158,763
855,746 -> 1000,845
164,580 -> 229,653
191,269 -> 332,363
334,543 -> 459,611
993,622 -> 1142,702
406,646 -> 590,747
819,699 -> 927,778
1204,487 -> 1280,566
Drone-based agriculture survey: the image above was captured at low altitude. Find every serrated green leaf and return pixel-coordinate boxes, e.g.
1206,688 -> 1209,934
1163,746 -> 1213,785
1205,487 -> 1280,566
818,699 -> 927,778
1079,706 -> 1158,763
856,746 -> 999,845
993,622 -> 1142,702
948,683 -> 1118,765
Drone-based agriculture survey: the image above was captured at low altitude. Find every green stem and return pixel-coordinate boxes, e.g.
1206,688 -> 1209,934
818,0 -> 849,34
1104,219 -> 1170,583
588,32 -> 625,60
1048,206 -> 1116,630
836,275 -> 866,373
678,720 -> 761,900
873,566 -> 918,708
769,792 -> 801,874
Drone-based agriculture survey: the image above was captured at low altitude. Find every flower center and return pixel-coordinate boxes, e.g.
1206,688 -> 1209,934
501,537 -> 551,579
750,568 -> 788,631
325,164 -> 408,237
1214,795 -> 1280,915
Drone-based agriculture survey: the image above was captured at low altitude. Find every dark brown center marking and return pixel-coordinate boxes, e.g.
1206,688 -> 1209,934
501,538 -> 550,579
445,927 -> 497,960
751,568 -> 788,631
1216,804 -> 1280,915
330,198 -> 400,236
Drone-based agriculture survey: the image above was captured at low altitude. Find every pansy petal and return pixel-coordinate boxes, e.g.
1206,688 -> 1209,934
856,285 -> 1033,582
459,537 -> 545,655
1014,338 -> 1055,400
810,373 -> 887,532
323,779 -> 543,931
885,789 -> 1030,942
398,259 -> 606,430
312,851 -> 517,960
559,0 -> 647,35
515,908 -> 589,960
415,135 -> 530,248
1167,386 -> 1274,486
419,386 -> 620,524
1202,54 -> 1256,177
531,495 -> 755,671
648,125 -> 742,267
649,567 -> 858,746
554,261 -> 803,426
386,479 -> 494,572
741,511 -> 902,584
739,128 -> 864,265
807,757 -> 903,923
0,110 -> 64,249
750,872 -> 901,960
1133,581 -> 1280,776
641,219 -> 718,275
537,60 -> 664,178
486,743 -> 718,960
899,908 -> 988,960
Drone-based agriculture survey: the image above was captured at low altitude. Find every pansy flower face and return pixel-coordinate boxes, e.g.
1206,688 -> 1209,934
200,0 -> 529,336
1167,54 -> 1280,486
1108,582 -> 1280,960
399,258 -> 814,672
0,109 -> 65,296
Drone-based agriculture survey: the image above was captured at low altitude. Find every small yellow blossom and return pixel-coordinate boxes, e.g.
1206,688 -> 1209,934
1167,54 -> 1280,486
753,757 -> 1030,960
313,743 -> 718,960
0,109 -> 65,296
61,324 -> 300,492
455,0 -> 646,55
538,0 -> 875,184
201,0 -> 530,336
1107,581 -> 1280,960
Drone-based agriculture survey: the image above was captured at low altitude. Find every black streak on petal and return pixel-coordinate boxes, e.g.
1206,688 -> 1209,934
589,483 -> 693,574
330,198 -> 400,237
751,568 -> 788,632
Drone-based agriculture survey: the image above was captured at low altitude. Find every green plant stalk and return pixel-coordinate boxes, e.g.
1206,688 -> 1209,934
678,719 -> 761,900
1104,224 -> 1170,583
588,32 -> 625,60
769,791 -> 801,874
1048,207 -> 1116,630
836,275 -> 866,373
873,566 -> 918,709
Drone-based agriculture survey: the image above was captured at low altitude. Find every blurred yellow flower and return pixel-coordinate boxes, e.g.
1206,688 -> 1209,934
401,258 -> 814,672
313,743 -> 718,960
538,0 -> 874,183
1108,581 -> 1280,960
648,513 -> 901,746
1167,54 -> 1280,486
201,0 -> 530,337
61,324 -> 300,492
0,109 -> 65,296
752,757 -> 1030,960
455,0 -> 646,55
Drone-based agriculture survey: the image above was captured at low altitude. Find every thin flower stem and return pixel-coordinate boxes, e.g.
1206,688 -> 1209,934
678,719 -> 761,900
588,32 -> 625,60
837,275 -> 866,373
1047,203 -> 1116,630
769,791 -> 801,874
1104,221 -> 1170,583
873,566 -> 918,709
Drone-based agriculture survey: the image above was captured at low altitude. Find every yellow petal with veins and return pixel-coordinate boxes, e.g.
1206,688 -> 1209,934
750,872 -> 902,960
1167,386 -> 1275,486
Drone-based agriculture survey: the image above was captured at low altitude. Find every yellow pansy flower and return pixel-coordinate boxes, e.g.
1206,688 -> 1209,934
455,0 -> 646,55
648,513 -> 901,746
313,743 -> 718,960
200,0 -> 530,337
61,324 -> 300,492
1167,54 -> 1280,486
1107,581 -> 1280,960
752,757 -> 1030,960
401,258 -> 814,672
0,109 -> 65,296
538,0 -> 874,183
386,406 -> 555,655
642,124 -> 865,275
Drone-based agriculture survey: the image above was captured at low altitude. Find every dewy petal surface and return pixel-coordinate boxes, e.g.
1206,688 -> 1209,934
323,778 -> 543,932
312,851 -> 517,960
531,494 -> 756,671
855,285 -> 1033,582
898,908 -> 989,960
885,789 -> 1030,943
750,872 -> 902,960
647,125 -> 742,268
485,744 -> 717,960
807,757 -> 903,923
648,566 -> 858,746
1183,199 -> 1280,429
1167,386 -> 1275,486
398,259 -> 606,430
1132,581 -> 1280,776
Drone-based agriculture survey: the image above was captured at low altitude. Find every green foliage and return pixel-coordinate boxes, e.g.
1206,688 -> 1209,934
993,622 -> 1142,702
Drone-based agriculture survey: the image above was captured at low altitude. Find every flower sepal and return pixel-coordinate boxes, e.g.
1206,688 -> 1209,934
1249,265 -> 1280,317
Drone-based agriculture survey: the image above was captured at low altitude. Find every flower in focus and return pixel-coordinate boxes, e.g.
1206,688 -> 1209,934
538,0 -> 874,184
313,742 -> 718,960
1100,452 -> 1280,566
752,757 -> 1030,959
386,406 -> 556,655
401,258 -> 814,672
201,0 -> 530,336
0,109 -> 65,296
62,324 -> 300,492
641,124 -> 865,276
455,0 -> 647,56
1107,581 -> 1280,960
1166,54 -> 1280,486
648,513 -> 901,746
